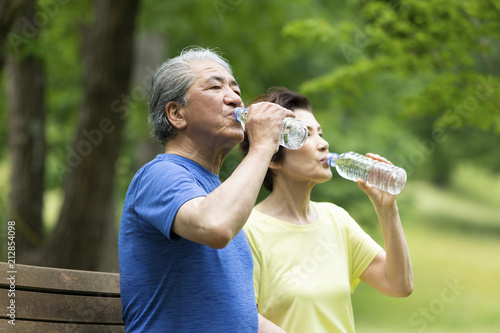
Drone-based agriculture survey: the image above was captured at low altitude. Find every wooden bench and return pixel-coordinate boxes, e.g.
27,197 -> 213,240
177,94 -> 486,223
0,262 -> 124,332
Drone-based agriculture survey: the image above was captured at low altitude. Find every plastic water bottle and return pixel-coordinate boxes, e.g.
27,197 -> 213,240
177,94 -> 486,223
327,151 -> 407,195
234,107 -> 308,149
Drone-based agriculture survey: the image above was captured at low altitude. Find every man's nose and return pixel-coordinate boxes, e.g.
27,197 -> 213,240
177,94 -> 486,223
224,89 -> 242,107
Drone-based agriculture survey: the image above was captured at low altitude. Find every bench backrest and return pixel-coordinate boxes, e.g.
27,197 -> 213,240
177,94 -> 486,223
0,262 -> 124,332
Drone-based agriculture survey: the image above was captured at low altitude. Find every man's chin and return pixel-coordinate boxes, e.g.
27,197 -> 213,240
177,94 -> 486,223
218,130 -> 245,149
230,128 -> 245,143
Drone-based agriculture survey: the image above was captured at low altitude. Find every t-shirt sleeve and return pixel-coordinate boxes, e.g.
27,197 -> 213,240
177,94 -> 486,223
133,161 -> 208,241
338,208 -> 383,292
243,214 -> 262,305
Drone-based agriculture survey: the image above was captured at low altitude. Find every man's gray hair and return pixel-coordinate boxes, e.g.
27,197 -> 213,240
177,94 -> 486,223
148,47 -> 233,145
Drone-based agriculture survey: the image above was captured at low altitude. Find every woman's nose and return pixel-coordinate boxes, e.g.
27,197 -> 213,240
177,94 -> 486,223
318,136 -> 329,151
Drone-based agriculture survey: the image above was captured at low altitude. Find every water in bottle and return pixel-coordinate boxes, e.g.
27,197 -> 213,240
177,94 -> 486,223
234,107 -> 308,149
327,151 -> 407,195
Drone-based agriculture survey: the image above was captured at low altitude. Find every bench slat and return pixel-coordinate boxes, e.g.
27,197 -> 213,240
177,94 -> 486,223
0,289 -> 123,324
0,320 -> 125,332
0,262 -> 120,296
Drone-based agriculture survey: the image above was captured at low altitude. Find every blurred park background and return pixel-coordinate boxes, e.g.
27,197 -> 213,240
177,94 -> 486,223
1,0 -> 499,332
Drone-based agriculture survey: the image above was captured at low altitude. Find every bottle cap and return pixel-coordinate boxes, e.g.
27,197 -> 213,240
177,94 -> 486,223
328,152 -> 339,167
234,107 -> 246,120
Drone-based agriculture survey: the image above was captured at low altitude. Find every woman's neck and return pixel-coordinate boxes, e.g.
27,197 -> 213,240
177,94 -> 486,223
256,177 -> 317,225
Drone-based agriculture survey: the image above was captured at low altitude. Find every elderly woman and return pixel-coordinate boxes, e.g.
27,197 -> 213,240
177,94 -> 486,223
241,88 -> 413,333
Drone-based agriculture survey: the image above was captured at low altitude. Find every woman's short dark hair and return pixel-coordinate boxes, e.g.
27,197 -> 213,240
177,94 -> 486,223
239,87 -> 312,192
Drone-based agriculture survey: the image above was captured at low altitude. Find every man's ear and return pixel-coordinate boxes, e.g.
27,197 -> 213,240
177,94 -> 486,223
165,101 -> 187,130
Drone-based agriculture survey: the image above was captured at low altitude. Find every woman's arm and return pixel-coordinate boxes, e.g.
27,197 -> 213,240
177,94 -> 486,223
358,153 -> 414,297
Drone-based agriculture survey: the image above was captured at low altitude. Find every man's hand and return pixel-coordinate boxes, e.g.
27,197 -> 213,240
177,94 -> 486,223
245,102 -> 295,155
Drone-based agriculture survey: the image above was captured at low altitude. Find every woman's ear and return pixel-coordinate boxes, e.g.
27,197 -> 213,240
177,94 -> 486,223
269,159 -> 282,171
165,102 -> 187,130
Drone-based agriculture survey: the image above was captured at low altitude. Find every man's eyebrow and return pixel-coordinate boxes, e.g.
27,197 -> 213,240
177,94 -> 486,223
206,76 -> 239,87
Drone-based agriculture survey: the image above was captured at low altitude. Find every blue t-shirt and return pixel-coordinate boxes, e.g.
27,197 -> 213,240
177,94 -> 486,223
118,154 -> 258,332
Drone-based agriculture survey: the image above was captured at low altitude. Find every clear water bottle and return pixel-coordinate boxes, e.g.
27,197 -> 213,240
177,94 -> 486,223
234,107 -> 308,149
327,151 -> 407,195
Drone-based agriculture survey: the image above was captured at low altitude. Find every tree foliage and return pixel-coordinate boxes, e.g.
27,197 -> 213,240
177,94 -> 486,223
282,0 -> 500,189
285,0 -> 500,132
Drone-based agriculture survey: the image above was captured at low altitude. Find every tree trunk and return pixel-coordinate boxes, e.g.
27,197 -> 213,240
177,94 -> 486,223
6,0 -> 46,263
38,0 -> 140,271
0,0 -> 29,71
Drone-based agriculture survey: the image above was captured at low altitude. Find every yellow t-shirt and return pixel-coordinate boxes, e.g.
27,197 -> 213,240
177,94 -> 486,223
243,201 -> 383,333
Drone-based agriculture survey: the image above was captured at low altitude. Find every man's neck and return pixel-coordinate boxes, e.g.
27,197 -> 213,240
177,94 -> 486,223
164,136 -> 233,174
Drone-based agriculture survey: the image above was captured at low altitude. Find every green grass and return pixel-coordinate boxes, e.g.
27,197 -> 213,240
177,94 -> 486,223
352,166 -> 500,333
354,223 -> 500,332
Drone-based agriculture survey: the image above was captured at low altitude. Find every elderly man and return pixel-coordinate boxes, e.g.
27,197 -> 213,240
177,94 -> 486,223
118,47 -> 290,332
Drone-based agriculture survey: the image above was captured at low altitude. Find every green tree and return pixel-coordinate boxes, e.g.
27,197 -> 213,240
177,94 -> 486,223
2,0 -> 139,270
38,0 -> 140,270
284,0 -> 500,184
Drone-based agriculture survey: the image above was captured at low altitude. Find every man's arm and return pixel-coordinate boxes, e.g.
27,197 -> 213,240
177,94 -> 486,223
172,103 -> 295,248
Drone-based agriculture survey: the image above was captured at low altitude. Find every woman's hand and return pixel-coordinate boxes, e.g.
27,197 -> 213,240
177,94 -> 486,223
356,153 -> 398,209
